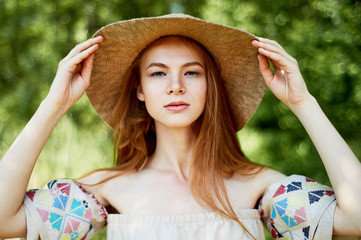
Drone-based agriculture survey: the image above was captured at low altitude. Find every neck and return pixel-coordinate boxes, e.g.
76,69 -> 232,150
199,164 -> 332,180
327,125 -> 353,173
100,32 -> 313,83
148,123 -> 195,180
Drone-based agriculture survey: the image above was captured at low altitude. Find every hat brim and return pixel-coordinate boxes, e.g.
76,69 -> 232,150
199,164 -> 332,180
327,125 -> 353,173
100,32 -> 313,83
87,14 -> 265,130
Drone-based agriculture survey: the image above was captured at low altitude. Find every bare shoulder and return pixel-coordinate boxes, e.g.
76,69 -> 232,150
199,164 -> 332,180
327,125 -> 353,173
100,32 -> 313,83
76,168 -> 138,209
226,167 -> 286,208
77,169 -> 114,185
254,167 -> 287,195
76,169 -> 121,207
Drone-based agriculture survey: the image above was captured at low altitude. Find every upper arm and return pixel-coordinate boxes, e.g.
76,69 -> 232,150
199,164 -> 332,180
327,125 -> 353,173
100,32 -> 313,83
0,204 -> 26,239
259,174 -> 337,239
17,179 -> 107,240
333,204 -> 361,236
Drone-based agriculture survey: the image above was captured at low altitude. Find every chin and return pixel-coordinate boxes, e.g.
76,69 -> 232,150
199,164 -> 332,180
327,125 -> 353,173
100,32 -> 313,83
161,122 -> 194,129
154,118 -> 199,129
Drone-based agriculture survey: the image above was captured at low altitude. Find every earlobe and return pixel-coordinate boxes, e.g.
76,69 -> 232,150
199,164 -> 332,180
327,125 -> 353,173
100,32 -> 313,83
137,87 -> 145,101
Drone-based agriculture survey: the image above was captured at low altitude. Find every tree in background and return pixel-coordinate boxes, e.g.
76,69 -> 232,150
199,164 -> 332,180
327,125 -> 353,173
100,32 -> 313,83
201,0 -> 361,183
0,1 -> 360,239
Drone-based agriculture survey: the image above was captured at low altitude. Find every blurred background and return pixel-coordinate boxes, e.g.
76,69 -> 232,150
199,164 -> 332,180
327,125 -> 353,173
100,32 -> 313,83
0,0 -> 360,239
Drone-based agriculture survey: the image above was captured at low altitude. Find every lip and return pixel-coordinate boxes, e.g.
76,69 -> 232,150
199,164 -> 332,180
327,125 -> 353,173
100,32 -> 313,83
164,101 -> 190,112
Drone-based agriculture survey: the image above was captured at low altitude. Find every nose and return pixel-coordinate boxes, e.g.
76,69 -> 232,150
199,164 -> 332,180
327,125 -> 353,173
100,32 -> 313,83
166,74 -> 186,95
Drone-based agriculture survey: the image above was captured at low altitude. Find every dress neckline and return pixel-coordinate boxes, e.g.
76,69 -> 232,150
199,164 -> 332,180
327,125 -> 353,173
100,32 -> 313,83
107,208 -> 261,224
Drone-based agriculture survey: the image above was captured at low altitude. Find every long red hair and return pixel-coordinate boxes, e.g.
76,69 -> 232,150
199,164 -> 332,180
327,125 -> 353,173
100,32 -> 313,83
86,36 -> 263,238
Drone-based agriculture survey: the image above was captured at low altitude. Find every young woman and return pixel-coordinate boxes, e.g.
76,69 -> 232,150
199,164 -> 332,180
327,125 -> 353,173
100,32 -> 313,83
0,14 -> 360,240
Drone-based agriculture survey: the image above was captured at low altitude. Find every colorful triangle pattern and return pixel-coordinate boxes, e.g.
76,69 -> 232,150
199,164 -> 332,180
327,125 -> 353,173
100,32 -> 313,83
273,184 -> 286,198
26,179 -> 107,239
26,190 -> 36,202
265,175 -> 336,240
286,181 -> 302,193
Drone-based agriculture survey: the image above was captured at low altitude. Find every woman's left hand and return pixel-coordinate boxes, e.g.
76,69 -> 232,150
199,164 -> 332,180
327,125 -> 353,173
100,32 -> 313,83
251,37 -> 312,110
253,38 -> 361,236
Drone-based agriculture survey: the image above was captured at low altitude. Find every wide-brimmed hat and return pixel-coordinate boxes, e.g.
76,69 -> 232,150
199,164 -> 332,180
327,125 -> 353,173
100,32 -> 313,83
87,13 -> 265,131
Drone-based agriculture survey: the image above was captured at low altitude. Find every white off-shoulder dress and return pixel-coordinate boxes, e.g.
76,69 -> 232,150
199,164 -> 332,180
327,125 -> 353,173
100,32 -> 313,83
22,175 -> 342,239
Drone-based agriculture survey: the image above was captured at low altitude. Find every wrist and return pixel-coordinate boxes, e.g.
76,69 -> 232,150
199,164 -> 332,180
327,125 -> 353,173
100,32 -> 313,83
39,97 -> 68,121
287,93 -> 318,118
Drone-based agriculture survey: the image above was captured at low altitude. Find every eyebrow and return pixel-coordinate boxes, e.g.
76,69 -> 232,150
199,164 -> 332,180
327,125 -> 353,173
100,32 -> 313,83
147,63 -> 168,69
183,62 -> 204,69
146,61 -> 204,69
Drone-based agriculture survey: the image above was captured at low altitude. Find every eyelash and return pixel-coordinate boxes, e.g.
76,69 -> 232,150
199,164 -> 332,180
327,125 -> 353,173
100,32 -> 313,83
150,71 -> 199,77
151,72 -> 166,77
185,71 -> 199,76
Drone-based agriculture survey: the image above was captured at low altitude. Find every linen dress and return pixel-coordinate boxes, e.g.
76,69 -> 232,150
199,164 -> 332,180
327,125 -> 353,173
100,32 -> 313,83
22,175 -> 340,239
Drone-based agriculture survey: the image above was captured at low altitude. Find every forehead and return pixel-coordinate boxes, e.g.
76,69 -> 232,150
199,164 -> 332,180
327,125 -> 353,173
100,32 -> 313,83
140,36 -> 205,66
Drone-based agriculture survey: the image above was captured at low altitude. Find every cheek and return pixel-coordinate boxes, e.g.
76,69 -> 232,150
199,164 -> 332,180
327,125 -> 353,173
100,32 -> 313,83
196,80 -> 207,108
142,83 -> 163,102
141,83 -> 163,114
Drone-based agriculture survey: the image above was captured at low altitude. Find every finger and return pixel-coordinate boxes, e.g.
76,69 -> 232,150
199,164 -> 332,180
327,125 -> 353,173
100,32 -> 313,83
69,35 -> 103,57
67,43 -> 99,69
252,39 -> 294,63
257,37 -> 283,50
252,39 -> 282,54
257,54 -> 274,87
257,47 -> 296,73
65,35 -> 103,60
80,53 -> 95,85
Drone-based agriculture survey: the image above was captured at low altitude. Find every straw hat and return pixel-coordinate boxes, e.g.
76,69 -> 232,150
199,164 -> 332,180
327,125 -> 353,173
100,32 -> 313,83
87,13 -> 265,131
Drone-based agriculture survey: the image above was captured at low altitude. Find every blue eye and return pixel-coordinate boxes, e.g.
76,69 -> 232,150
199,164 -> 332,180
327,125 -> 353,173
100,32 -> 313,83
151,72 -> 166,77
185,71 -> 198,76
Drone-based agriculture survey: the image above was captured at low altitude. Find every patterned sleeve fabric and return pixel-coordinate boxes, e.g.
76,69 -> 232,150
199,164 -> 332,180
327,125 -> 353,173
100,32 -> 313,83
23,179 -> 107,240
259,175 -> 337,240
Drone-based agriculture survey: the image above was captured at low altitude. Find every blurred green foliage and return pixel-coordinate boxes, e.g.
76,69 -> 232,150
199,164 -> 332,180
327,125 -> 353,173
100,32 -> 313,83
0,0 -> 360,239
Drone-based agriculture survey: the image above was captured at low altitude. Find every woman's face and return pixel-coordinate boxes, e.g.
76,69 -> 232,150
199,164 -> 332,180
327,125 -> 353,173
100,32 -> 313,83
138,36 -> 207,129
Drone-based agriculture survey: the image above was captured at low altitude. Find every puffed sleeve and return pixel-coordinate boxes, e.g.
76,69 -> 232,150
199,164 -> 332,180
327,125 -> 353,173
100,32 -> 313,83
259,175 -> 337,240
22,179 -> 107,240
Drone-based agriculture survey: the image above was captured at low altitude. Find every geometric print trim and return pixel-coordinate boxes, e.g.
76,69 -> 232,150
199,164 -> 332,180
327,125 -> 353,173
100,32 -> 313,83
24,179 -> 107,240
259,175 -> 336,240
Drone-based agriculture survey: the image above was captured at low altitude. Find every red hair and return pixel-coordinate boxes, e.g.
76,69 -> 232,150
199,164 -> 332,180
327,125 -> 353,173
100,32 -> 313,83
85,36 -> 263,238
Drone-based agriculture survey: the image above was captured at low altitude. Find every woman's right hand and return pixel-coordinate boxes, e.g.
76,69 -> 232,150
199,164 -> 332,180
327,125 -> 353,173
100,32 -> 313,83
45,35 -> 103,114
0,36 -> 104,239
